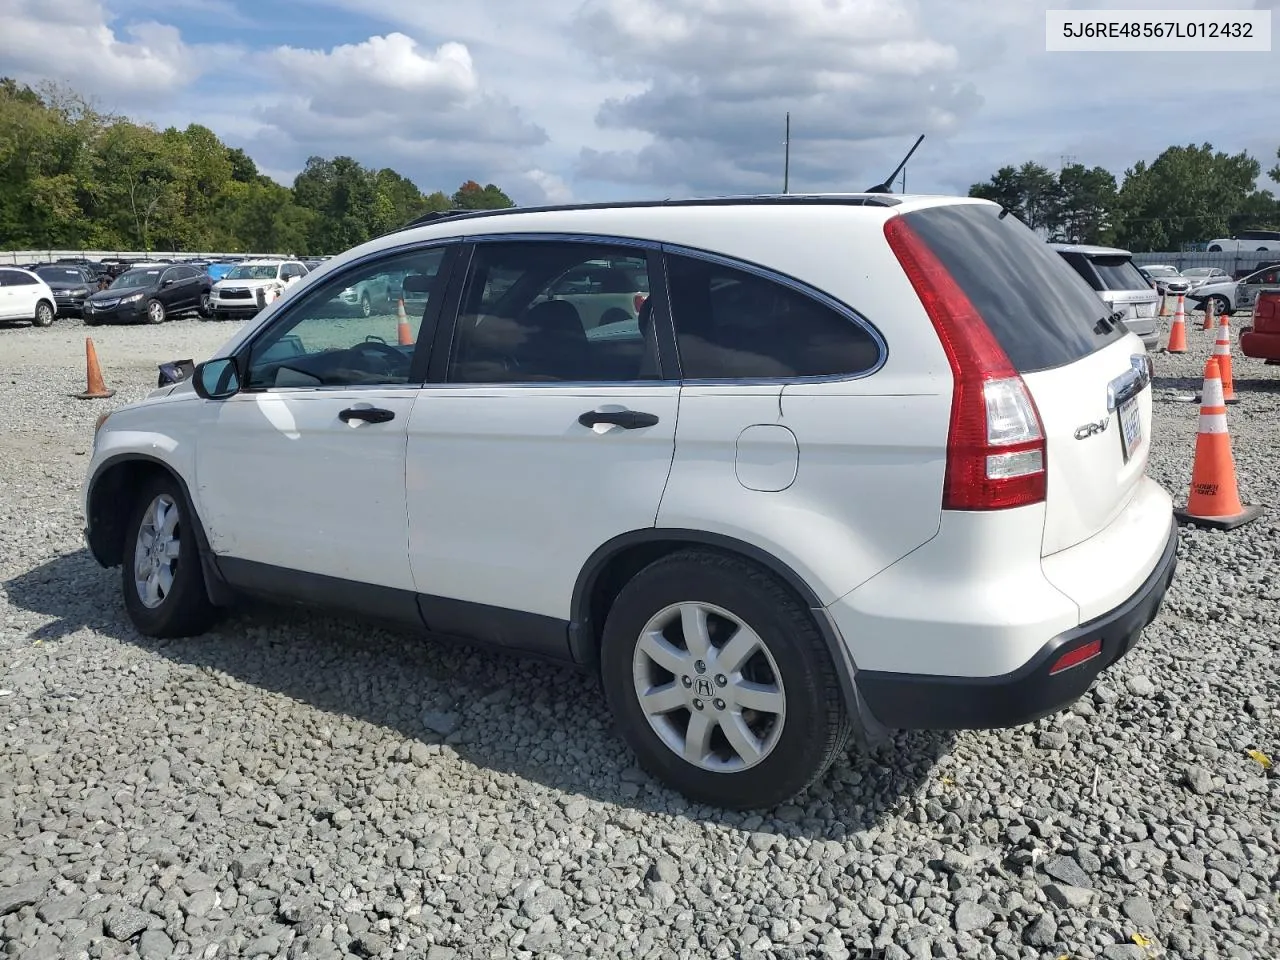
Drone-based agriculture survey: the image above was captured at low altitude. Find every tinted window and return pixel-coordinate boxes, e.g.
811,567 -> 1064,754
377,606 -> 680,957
245,248 -> 447,389
903,205 -> 1125,373
448,242 -> 659,384
1090,257 -> 1150,292
6,270 -> 38,285
36,267 -> 85,283
0,270 -> 23,286
665,254 -> 880,380
112,269 -> 162,290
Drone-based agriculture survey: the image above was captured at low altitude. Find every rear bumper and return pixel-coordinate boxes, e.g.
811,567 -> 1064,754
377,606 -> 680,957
856,516 -> 1178,730
1240,327 -> 1280,361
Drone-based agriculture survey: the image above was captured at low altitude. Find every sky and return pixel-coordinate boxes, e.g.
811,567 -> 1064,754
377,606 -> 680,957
1,0 -> 1278,206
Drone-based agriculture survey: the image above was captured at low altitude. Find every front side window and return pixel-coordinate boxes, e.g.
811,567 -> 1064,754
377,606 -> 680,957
448,241 -> 659,384
665,254 -> 882,380
244,248 -> 447,390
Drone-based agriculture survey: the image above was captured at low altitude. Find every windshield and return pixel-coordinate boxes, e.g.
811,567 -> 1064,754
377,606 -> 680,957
36,267 -> 84,283
1182,268 -> 1215,278
226,264 -> 280,280
1090,256 -> 1150,291
111,269 -> 162,290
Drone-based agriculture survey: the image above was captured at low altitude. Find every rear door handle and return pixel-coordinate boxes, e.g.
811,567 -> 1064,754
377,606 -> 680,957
578,409 -> 659,429
339,407 -> 395,424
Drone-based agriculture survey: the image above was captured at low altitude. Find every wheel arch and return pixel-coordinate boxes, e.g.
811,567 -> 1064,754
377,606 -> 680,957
569,528 -> 887,743
86,453 -> 234,605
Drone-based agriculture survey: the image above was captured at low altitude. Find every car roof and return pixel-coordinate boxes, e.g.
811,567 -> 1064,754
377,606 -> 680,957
1050,243 -> 1134,257
234,259 -> 290,266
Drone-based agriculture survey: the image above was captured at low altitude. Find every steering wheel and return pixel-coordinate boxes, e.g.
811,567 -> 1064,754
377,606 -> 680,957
349,339 -> 409,374
364,334 -> 387,344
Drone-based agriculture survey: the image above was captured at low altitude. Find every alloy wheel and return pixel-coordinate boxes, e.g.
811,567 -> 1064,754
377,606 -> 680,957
133,494 -> 181,609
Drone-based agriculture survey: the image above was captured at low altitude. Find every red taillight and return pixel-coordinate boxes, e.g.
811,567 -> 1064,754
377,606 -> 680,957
1048,638 -> 1103,675
634,293 -> 648,313
884,216 -> 1046,511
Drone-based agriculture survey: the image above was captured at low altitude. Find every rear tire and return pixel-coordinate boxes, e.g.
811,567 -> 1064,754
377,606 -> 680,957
32,300 -> 54,327
600,550 -> 851,810
121,476 -> 220,638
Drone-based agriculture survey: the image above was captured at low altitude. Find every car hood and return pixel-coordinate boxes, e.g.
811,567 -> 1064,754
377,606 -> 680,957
214,277 -> 280,289
1191,279 -> 1238,295
88,287 -> 151,301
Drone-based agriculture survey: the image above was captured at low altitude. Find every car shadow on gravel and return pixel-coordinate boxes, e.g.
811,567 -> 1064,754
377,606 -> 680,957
4,549 -> 953,837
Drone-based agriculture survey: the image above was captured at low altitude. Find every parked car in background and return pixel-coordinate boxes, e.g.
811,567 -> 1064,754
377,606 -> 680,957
1180,267 -> 1231,290
1207,230 -> 1280,253
32,263 -> 96,316
0,267 -> 57,327
84,195 -> 1176,809
84,264 -> 212,325
1189,264 -> 1280,316
1053,244 -> 1161,350
209,259 -> 309,321
206,261 -> 238,283
1135,264 -> 1190,297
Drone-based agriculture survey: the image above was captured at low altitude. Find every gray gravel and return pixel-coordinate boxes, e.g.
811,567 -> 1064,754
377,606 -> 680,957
2,310 -> 1279,959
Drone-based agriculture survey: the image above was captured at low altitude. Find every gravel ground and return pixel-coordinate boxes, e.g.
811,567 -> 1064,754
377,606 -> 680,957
1,310 -> 1278,960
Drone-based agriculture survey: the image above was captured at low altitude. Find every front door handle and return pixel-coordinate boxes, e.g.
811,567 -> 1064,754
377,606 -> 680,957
578,409 -> 659,429
339,407 -> 395,424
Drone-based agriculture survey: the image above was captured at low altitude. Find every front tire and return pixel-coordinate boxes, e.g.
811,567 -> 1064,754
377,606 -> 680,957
32,300 -> 54,327
359,292 -> 372,318
600,550 -> 851,810
121,477 -> 219,638
145,299 -> 166,324
1210,295 -> 1232,317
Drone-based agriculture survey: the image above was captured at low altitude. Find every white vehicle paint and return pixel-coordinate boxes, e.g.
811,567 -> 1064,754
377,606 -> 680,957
0,267 -> 57,326
84,195 -> 1178,809
209,259 -> 308,320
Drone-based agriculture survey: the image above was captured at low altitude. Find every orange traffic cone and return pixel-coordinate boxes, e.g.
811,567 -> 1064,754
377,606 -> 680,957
1174,357 -> 1261,530
1158,294 -> 1171,318
1165,294 -> 1187,353
396,298 -> 413,346
1202,296 -> 1215,331
1213,313 -> 1239,404
74,338 -> 115,400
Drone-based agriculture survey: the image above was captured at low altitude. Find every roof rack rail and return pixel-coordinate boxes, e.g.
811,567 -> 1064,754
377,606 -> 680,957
394,194 -> 903,234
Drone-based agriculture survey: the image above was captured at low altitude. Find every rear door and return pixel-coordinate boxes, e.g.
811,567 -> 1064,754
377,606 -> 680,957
405,238 -> 678,655
905,205 -> 1150,556
0,270 -> 19,320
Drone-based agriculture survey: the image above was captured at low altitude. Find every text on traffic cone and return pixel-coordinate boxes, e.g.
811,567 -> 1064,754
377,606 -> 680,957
1174,356 -> 1261,531
1166,295 -> 1187,353
75,337 -> 116,400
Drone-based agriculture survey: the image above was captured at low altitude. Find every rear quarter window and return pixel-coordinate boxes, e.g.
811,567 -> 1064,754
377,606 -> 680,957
1090,257 -> 1150,292
902,204 -> 1126,373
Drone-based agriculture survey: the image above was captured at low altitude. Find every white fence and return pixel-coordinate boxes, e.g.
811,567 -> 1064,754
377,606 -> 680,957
0,249 -> 295,266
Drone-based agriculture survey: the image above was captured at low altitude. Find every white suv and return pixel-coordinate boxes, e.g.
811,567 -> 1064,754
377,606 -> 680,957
83,196 -> 1178,809
209,259 -> 309,321
0,267 -> 57,327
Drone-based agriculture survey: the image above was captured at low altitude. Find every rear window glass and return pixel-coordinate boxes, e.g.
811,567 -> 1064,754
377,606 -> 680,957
1090,257 -> 1150,292
902,204 -> 1125,373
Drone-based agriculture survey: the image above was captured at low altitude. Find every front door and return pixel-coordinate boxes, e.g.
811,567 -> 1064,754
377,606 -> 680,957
406,239 -> 679,655
194,245 -> 454,594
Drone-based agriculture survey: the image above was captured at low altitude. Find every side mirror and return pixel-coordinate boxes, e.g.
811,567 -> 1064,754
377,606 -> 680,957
162,278 -> 174,287
193,357 -> 242,400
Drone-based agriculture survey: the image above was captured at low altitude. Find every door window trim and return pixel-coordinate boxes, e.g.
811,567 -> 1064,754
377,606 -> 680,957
659,242 -> 888,385
432,234 -> 681,388
227,240 -> 461,394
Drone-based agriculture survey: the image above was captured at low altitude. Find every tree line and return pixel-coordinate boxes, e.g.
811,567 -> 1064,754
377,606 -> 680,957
0,78 -> 515,256
968,145 -> 1280,251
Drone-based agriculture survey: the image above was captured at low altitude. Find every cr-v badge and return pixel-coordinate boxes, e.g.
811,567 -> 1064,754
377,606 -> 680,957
1074,417 -> 1110,440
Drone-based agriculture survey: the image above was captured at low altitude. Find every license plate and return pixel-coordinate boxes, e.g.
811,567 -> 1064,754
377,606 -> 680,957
1119,395 -> 1142,462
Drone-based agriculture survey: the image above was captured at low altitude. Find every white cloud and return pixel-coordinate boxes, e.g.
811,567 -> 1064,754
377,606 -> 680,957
570,0 -> 981,193
0,0 -> 196,99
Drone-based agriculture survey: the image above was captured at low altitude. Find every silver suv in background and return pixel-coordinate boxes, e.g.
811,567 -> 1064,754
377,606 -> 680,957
1053,244 -> 1160,351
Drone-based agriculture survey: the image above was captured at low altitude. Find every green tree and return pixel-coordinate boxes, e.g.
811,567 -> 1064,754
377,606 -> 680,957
1114,144 -> 1261,251
452,180 -> 515,210
1051,164 -> 1118,244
